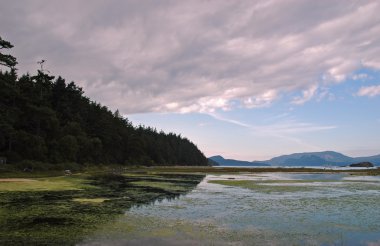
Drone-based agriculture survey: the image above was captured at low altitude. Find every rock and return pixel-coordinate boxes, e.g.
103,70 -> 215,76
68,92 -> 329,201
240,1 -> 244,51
349,162 -> 374,167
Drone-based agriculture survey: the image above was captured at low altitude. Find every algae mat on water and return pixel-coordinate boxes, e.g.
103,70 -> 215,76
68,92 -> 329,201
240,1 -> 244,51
0,172 -> 204,245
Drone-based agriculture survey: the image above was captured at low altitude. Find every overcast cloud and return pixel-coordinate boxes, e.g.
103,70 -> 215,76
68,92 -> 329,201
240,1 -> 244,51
1,0 -> 380,114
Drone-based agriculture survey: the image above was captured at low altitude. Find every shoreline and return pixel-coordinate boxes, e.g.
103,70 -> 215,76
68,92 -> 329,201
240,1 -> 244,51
1,165 -> 379,179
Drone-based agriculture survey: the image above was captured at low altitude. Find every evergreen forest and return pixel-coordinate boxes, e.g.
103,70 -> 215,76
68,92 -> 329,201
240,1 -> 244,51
0,36 -> 208,169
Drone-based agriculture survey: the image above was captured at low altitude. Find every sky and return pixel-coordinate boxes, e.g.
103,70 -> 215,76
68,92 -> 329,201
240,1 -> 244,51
1,0 -> 380,160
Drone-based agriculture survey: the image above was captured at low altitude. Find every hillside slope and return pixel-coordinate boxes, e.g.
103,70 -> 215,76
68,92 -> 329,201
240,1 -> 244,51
209,156 -> 269,166
0,37 -> 208,168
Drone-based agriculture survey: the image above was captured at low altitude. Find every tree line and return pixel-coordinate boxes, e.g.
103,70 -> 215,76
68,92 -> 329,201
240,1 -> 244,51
0,36 -> 208,169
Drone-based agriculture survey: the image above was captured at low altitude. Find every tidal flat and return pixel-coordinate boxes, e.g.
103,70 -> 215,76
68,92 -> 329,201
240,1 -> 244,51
82,169 -> 380,246
0,170 -> 204,245
1,167 -> 380,245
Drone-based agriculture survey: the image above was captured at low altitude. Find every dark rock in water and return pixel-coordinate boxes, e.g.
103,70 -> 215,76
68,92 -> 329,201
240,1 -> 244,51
349,162 -> 374,167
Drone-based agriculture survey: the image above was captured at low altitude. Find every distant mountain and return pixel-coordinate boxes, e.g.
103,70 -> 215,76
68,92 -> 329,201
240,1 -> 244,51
208,158 -> 219,166
280,155 -> 330,166
209,151 -> 380,167
209,155 -> 270,166
267,151 -> 354,166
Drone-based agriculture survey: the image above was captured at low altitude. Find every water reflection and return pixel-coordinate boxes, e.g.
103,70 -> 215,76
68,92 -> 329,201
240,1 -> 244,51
277,173 -> 346,180
127,173 -> 206,210
82,173 -> 380,246
126,173 -> 380,245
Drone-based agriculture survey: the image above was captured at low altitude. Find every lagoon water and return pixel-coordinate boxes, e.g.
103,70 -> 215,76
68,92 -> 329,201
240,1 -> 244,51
83,173 -> 380,245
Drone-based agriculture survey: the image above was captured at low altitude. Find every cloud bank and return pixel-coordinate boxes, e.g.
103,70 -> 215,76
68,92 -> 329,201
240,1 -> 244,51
1,0 -> 380,113
357,85 -> 380,97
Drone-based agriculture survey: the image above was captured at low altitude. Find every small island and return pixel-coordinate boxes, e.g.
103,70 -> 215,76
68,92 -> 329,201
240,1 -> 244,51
349,162 -> 374,168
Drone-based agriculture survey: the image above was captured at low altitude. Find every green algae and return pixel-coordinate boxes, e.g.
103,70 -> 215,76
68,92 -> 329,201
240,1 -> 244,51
82,212 -> 341,246
73,198 -> 110,203
130,181 -> 189,191
81,214 -> 254,245
0,171 -> 204,245
0,175 -> 94,191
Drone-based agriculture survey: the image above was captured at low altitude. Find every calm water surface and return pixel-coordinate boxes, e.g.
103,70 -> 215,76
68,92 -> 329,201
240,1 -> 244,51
82,173 -> 380,245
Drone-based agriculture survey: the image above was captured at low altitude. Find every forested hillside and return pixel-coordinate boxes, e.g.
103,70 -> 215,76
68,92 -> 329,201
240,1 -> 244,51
0,37 -> 208,169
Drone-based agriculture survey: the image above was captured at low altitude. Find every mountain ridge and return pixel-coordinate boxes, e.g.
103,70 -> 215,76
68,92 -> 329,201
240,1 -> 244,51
210,151 -> 380,166
209,156 -> 269,166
